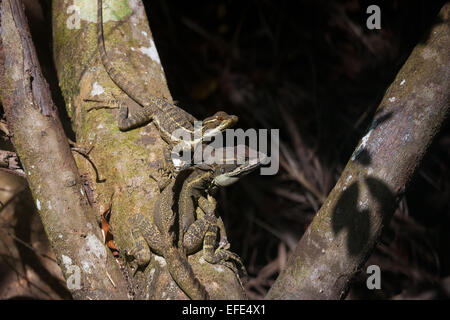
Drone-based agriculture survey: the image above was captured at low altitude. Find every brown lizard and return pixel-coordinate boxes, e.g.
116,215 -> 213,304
95,0 -> 237,172
130,146 -> 265,299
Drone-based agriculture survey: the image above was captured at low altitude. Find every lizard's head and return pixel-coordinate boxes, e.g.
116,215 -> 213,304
202,112 -> 238,135
204,145 -> 266,189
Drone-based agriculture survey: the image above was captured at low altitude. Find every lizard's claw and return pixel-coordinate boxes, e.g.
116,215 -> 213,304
217,238 -> 230,251
84,92 -> 122,112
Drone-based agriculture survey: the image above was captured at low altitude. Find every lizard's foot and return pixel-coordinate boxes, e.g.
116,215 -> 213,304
163,146 -> 187,177
149,162 -> 172,191
197,197 -> 246,276
203,248 -> 247,277
84,96 -> 121,112
157,163 -> 172,180
217,237 -> 230,251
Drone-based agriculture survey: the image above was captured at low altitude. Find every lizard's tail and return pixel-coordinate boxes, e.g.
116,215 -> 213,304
96,0 -> 148,106
165,248 -> 210,300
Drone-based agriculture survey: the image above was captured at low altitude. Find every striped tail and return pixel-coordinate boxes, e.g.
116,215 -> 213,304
165,247 -> 210,300
167,170 -> 209,300
96,0 -> 149,107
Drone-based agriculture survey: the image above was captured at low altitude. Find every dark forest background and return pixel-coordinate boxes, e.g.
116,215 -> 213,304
0,0 -> 448,299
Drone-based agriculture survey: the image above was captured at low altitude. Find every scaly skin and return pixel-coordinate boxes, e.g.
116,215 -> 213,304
131,169 -> 210,300
131,146 -> 264,299
96,0 -> 237,171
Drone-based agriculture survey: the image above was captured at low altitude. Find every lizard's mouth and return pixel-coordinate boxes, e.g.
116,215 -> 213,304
212,154 -> 264,187
212,175 -> 241,187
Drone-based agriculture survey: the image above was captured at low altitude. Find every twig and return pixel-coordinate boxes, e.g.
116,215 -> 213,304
0,150 -> 25,177
0,254 -> 54,298
6,231 -> 57,263
71,147 -> 106,183
0,186 -> 26,213
279,149 -> 325,203
0,118 -> 11,137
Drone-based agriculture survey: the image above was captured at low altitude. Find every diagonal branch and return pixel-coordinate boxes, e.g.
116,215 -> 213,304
51,0 -> 245,299
0,0 -> 129,299
267,3 -> 449,300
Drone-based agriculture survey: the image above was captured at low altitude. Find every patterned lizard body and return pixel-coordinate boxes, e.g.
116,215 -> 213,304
131,146 -> 265,299
96,0 -> 237,171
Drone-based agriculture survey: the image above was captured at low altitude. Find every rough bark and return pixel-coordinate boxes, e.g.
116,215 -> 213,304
0,0 -> 129,299
51,0 -> 245,299
266,4 -> 449,300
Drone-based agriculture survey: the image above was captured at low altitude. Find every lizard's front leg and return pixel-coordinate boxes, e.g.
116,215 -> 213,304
162,145 -> 183,177
84,96 -> 121,111
84,94 -> 153,131
117,104 -> 155,131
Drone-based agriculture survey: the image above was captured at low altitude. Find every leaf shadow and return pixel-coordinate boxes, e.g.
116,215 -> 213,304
13,188 -> 72,299
331,111 -> 396,256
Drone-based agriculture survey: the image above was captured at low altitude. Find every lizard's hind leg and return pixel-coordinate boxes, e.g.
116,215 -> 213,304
129,225 -> 152,272
197,197 -> 247,277
202,222 -> 247,277
183,212 -> 211,254
117,103 -> 154,131
128,214 -> 165,272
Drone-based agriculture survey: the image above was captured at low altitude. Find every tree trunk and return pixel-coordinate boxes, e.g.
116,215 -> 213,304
51,0 -> 246,299
267,3 -> 449,299
0,0 -> 129,300
2,0 -> 447,301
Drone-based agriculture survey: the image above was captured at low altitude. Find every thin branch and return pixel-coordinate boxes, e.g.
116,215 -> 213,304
0,0 -> 129,299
